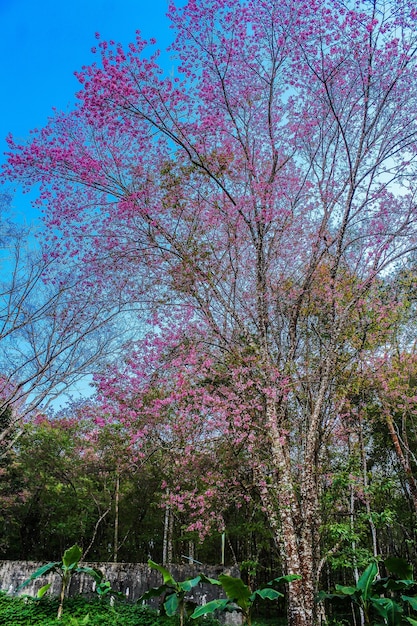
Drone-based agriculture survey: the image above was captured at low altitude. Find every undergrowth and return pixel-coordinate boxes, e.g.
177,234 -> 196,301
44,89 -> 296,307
0,593 -> 290,625
0,593 -> 223,626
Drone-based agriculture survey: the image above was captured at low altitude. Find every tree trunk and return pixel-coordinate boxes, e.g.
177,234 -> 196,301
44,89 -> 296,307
358,420 -> 378,559
259,381 -> 332,625
385,412 -> 417,513
189,539 -> 195,564
163,490 -> 173,565
163,498 -> 170,566
113,471 -> 120,563
168,503 -> 174,564
258,400 -> 318,625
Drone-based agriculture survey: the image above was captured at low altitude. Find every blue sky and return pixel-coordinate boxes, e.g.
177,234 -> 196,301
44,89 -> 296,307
0,0 -> 176,218
0,0 -> 182,405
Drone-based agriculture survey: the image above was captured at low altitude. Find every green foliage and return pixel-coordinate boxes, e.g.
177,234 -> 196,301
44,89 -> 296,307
320,557 -> 417,625
0,593 -> 213,626
320,454 -> 401,574
140,560 -> 208,626
190,573 -> 301,626
19,545 -> 104,620
140,561 -> 298,626
0,418 -> 166,563
386,558 -> 414,582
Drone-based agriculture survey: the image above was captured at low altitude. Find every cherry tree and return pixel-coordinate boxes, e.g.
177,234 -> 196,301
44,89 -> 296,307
4,1 -> 417,623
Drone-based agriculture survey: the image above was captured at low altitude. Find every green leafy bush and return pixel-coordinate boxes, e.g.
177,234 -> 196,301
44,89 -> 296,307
139,560 -> 212,626
0,593 -> 202,626
190,573 -> 300,626
140,560 -> 298,626
319,557 -> 417,625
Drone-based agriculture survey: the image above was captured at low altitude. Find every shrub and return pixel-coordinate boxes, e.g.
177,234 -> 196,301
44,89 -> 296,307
0,593 -> 202,626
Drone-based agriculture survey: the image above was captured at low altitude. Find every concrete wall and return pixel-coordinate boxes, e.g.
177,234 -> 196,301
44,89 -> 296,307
0,560 -> 238,604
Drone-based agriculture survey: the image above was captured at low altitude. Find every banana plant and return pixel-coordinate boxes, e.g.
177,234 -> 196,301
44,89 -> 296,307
139,560 -> 212,626
18,544 -> 103,620
319,557 -> 417,625
190,573 -> 301,626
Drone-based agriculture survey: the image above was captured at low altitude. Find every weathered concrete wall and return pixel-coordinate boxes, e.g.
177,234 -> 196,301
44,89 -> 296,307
0,560 -> 238,604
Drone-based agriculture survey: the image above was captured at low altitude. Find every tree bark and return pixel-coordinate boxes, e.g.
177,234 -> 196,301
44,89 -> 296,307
113,471 -> 120,563
162,498 -> 170,566
163,490 -> 173,565
386,412 -> 417,513
259,399 -> 317,626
